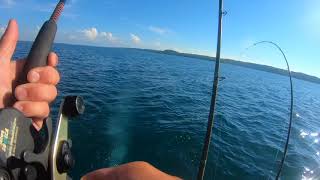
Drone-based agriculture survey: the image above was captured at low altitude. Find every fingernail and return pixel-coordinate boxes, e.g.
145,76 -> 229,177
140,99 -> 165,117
16,87 -> 27,100
29,71 -> 40,82
14,104 -> 23,112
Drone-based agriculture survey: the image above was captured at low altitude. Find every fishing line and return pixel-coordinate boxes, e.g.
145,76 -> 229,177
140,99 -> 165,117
243,41 -> 294,180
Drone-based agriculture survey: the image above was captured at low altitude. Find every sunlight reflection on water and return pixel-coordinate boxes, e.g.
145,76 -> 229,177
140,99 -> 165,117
299,130 -> 320,180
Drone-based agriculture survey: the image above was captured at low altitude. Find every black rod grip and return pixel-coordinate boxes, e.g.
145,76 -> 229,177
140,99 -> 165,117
19,20 -> 57,84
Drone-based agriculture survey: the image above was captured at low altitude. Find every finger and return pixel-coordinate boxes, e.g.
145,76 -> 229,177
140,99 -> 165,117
13,101 -> 49,120
27,66 -> 60,85
11,51 -> 58,81
48,52 -> 58,67
31,118 -> 45,131
81,168 -> 115,180
81,162 -> 183,180
0,19 -> 18,63
15,83 -> 57,102
0,20 -> 19,108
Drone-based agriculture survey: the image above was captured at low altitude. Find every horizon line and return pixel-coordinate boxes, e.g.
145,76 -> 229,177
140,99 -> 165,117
17,40 -> 320,79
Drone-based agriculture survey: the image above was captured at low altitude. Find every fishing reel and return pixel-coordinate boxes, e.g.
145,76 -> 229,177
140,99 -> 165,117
0,0 -> 84,179
0,96 -> 84,180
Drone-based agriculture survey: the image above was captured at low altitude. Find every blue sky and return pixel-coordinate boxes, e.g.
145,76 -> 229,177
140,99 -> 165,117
0,0 -> 319,77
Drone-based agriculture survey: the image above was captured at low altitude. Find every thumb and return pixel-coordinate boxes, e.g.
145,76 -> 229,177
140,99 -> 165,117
0,19 -> 19,108
0,19 -> 18,64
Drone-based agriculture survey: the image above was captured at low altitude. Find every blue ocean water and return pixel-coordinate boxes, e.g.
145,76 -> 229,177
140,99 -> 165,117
14,42 -> 320,180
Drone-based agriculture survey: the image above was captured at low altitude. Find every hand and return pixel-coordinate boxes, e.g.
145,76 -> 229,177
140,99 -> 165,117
81,161 -> 182,180
0,19 -> 60,130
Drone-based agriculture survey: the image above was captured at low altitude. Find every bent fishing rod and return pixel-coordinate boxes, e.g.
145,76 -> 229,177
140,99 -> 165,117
196,0 -> 294,179
246,41 -> 294,180
0,0 -> 85,179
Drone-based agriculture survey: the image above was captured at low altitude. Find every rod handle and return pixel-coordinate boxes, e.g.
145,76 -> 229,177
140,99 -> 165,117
19,20 -> 57,84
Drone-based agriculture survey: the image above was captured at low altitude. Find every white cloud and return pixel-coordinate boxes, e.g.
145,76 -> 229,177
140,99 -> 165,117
130,33 -> 141,44
82,27 -> 98,41
101,32 -> 117,43
148,26 -> 169,35
77,28 -> 121,45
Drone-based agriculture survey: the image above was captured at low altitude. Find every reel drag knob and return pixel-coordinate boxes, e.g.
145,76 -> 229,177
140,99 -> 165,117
62,96 -> 85,117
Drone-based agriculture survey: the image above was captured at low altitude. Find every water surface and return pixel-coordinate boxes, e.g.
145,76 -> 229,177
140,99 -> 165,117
14,42 -> 320,180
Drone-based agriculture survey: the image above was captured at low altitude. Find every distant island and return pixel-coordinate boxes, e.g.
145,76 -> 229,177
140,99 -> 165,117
143,49 -> 320,85
18,41 -> 320,84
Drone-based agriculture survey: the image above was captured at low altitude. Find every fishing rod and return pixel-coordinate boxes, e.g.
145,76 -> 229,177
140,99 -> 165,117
197,0 -> 225,179
243,41 -> 294,180
0,0 -> 85,179
18,0 -> 65,83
